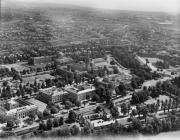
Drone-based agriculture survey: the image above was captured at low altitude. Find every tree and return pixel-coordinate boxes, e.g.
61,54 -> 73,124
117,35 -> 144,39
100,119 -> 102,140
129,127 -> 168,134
118,82 -> 126,92
175,98 -> 179,110
41,82 -> 46,89
96,85 -> 106,102
75,100 -> 81,107
136,105 -> 141,118
57,126 -> 71,137
68,110 -> 77,123
13,73 -> 22,81
131,78 -> 139,89
70,125 -> 80,136
95,106 -> 102,113
111,106 -> 119,119
37,112 -> 43,120
53,118 -> 59,127
16,89 -> 21,97
168,100 -> 171,112
144,123 -> 154,134
131,118 -> 142,131
65,100 -> 73,109
113,67 -> 119,74
47,101 -> 55,109
46,119 -> 53,130
142,107 -> 149,122
59,117 -> 64,126
91,94 -> 100,102
3,81 -> 8,87
6,121 -> 14,128
43,109 -> 51,118
83,123 -> 91,135
29,112 -> 36,121
163,100 -> 168,113
121,103 -> 128,116
105,90 -> 112,104
0,131 -> 15,138
50,106 -> 59,114
110,60 -> 116,65
110,120 -> 119,133
39,121 -> 46,130
21,89 -> 25,97
157,99 -> 160,108
131,109 -> 138,117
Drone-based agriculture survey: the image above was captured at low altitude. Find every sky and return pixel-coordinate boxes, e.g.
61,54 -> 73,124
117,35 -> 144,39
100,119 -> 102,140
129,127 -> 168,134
2,0 -> 180,14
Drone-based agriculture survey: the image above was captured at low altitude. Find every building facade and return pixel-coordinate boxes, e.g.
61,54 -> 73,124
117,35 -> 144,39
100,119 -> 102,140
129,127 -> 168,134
65,84 -> 96,102
39,86 -> 68,104
112,95 -> 132,106
28,55 -> 56,65
0,98 -> 38,122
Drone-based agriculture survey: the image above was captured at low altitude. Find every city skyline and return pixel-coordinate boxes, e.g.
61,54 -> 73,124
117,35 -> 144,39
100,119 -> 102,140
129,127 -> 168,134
2,0 -> 180,14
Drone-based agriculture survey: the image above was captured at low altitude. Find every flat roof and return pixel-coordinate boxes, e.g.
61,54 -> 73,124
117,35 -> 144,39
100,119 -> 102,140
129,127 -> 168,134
56,57 -> 73,63
40,86 -> 67,96
27,98 -> 47,112
7,99 -> 18,105
92,119 -> 115,128
92,58 -> 106,63
7,105 -> 37,115
65,85 -> 95,95
112,95 -> 132,103
78,88 -> 96,95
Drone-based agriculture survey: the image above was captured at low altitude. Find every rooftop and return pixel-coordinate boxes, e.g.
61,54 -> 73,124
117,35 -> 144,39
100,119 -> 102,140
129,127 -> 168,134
112,95 -> 132,103
27,98 -> 47,112
92,58 -> 107,64
99,74 -> 132,86
39,86 -> 68,96
7,105 -> 37,115
55,57 -> 73,64
92,58 -> 110,68
7,99 -> 18,105
92,119 -> 115,128
65,83 -> 95,95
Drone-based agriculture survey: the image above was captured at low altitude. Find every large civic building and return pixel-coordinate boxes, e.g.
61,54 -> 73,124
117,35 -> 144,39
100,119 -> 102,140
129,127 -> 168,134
65,83 -> 96,102
28,55 -> 56,65
0,98 -> 38,122
96,73 -> 132,88
39,86 -> 68,104
57,61 -> 89,78
56,57 -> 116,78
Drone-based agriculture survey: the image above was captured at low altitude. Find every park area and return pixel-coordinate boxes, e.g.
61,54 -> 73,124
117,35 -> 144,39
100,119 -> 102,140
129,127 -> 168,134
144,95 -> 170,105
22,74 -> 55,84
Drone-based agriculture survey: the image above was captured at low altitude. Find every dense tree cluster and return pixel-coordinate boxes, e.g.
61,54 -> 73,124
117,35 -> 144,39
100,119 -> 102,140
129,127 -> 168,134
110,104 -> 120,119
158,55 -> 180,67
155,61 -> 169,69
131,77 -> 180,106
109,112 -> 180,135
95,85 -> 112,104
112,48 -> 161,88
37,117 -> 92,137
39,117 -> 64,131
173,76 -> 180,89
131,90 -> 149,105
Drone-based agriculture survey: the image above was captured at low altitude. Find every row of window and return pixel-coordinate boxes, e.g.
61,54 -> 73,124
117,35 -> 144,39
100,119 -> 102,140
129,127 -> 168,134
52,95 -> 63,103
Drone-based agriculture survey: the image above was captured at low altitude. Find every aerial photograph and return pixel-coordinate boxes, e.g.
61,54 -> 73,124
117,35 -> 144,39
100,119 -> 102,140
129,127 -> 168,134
0,0 -> 180,139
